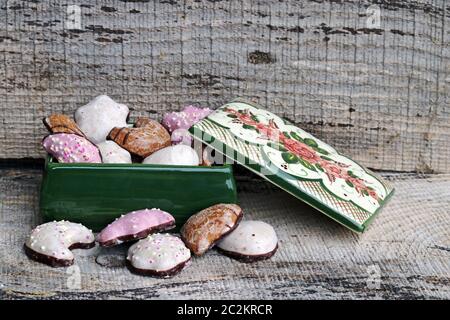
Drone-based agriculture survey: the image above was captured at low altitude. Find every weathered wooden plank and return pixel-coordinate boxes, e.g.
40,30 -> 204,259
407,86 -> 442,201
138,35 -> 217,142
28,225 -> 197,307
0,1 -> 449,172
0,167 -> 449,299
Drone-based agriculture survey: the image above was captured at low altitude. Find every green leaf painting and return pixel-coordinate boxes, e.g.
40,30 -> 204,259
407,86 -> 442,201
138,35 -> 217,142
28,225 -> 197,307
282,152 -> 300,164
299,158 -> 317,172
303,138 -> 318,148
290,131 -> 304,142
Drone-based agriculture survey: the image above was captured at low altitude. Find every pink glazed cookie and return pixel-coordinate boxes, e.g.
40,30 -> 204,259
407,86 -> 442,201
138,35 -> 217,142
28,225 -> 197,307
97,209 -> 176,247
162,105 -> 212,133
42,133 -> 102,163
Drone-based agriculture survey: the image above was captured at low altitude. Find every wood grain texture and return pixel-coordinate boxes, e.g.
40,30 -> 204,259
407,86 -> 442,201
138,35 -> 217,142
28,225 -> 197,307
0,1 -> 449,172
0,167 -> 449,299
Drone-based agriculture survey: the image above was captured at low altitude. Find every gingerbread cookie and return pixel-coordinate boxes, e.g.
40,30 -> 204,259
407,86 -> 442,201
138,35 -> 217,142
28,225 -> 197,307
75,95 -> 129,144
97,141 -> 132,164
216,221 -> 278,263
126,233 -> 191,278
108,119 -> 171,158
142,145 -> 200,166
43,114 -> 85,137
97,209 -> 175,247
24,221 -> 95,267
42,133 -> 102,163
134,116 -> 154,128
180,204 -> 243,256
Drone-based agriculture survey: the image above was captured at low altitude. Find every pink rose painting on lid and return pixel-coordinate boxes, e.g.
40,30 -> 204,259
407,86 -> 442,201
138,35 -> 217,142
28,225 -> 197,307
206,103 -> 388,214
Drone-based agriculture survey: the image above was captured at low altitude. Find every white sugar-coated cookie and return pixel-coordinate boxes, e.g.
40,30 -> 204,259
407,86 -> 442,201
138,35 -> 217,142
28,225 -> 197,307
142,145 -> 200,166
97,141 -> 132,164
170,128 -> 192,146
24,221 -> 95,267
75,95 -> 129,144
216,220 -> 278,262
126,233 -> 191,277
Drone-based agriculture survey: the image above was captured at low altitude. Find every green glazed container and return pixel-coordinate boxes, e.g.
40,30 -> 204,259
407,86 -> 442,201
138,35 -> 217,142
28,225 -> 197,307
40,157 -> 237,231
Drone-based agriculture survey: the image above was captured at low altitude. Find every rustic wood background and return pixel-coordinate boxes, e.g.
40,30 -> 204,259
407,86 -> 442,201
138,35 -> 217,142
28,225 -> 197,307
1,1 -> 449,300
1,167 -> 449,299
0,0 -> 449,173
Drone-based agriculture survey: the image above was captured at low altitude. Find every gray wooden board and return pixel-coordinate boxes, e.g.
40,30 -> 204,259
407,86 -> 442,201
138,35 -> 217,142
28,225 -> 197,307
0,0 -> 449,173
0,167 -> 449,299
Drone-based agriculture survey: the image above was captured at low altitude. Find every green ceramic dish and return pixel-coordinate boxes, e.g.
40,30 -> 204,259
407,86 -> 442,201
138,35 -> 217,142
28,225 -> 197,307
40,156 -> 237,231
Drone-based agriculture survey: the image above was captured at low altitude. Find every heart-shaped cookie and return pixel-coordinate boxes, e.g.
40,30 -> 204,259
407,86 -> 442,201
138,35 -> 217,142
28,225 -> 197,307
216,220 -> 278,263
126,233 -> 191,278
108,118 -> 171,158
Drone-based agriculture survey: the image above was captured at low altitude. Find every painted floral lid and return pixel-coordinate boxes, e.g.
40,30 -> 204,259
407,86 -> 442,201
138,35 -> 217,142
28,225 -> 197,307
189,98 -> 394,233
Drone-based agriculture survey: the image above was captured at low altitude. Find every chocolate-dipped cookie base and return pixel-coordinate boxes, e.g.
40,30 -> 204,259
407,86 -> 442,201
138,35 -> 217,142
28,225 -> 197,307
125,258 -> 190,278
217,244 -> 278,263
24,242 -> 95,268
98,221 -> 175,247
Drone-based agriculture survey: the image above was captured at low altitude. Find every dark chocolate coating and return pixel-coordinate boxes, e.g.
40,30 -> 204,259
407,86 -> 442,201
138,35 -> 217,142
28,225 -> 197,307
126,258 -> 190,278
24,241 -> 95,268
216,244 -> 278,263
98,221 -> 176,247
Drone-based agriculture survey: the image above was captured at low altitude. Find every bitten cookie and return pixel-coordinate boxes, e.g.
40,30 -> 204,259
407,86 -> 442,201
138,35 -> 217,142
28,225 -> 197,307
42,133 -> 102,163
180,203 -> 243,256
126,233 -> 191,278
24,221 -> 95,267
75,95 -> 129,144
97,141 -> 132,164
43,114 -> 85,137
97,209 -> 175,247
216,221 -> 278,263
108,118 -> 171,158
142,145 -> 200,166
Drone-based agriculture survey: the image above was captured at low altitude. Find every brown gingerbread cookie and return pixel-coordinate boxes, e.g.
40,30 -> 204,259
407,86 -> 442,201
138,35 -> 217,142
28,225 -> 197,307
180,203 -> 243,256
43,114 -> 85,137
108,118 -> 171,158
134,116 -> 154,128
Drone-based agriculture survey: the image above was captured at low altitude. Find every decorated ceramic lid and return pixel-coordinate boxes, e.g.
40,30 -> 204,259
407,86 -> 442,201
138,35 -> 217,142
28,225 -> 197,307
189,98 -> 394,233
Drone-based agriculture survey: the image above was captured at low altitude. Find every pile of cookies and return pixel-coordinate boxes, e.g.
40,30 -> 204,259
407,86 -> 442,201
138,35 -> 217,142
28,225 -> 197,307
42,95 -> 212,166
33,95 -> 279,277
24,204 -> 278,277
